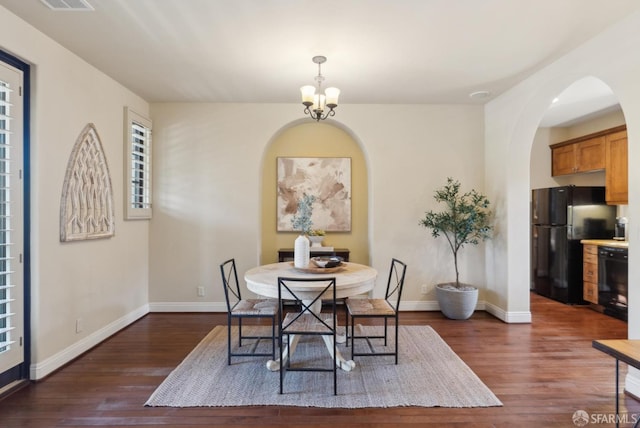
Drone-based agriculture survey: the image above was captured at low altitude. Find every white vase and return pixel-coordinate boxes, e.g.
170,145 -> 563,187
294,235 -> 310,268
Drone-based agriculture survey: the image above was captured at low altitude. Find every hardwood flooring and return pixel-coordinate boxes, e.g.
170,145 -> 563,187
0,293 -> 637,427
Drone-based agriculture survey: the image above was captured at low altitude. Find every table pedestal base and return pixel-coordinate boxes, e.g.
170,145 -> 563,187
266,332 -> 356,372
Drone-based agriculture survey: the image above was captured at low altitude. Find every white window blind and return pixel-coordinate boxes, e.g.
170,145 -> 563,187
0,80 -> 15,352
124,107 -> 152,219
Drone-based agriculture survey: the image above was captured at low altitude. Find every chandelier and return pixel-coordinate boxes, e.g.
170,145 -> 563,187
300,55 -> 340,121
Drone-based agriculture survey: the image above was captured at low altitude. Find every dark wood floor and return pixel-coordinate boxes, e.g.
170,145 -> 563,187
0,293 -> 636,427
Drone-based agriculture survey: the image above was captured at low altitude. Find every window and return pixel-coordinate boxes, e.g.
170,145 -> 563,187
124,107 -> 152,219
0,61 -> 23,375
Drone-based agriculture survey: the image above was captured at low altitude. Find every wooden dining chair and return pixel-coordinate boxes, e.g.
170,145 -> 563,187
345,258 -> 407,364
278,276 -> 338,395
220,258 -> 277,365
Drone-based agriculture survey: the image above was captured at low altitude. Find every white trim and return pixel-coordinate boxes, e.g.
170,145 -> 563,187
149,301 -> 227,312
626,367 -> 640,398
146,299 -> 532,324
484,301 -> 532,323
29,304 -> 149,380
401,299 -> 488,312
124,107 -> 152,220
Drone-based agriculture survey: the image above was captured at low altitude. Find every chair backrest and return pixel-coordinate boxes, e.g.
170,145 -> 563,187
220,258 -> 241,312
277,276 -> 336,333
385,258 -> 407,312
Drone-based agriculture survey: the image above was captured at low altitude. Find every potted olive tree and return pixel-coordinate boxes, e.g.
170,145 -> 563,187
419,177 -> 492,320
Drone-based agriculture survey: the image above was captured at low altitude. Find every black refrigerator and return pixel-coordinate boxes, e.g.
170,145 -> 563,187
531,186 -> 616,304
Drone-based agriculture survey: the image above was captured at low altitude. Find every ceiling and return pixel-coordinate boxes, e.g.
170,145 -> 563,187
0,0 -> 637,123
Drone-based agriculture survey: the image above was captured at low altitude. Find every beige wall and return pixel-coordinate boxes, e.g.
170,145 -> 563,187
260,122 -> 369,265
484,7 -> 640,330
0,6 -> 151,379
530,109 -> 626,190
149,103 -> 485,310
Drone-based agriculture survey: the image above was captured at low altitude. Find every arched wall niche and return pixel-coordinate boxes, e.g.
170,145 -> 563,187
259,120 -> 370,266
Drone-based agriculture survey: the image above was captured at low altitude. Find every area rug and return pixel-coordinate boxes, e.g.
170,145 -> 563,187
145,325 -> 502,408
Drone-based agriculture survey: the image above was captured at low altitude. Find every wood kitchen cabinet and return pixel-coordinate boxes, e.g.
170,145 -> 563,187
583,244 -> 599,304
551,136 -> 605,176
605,129 -> 628,205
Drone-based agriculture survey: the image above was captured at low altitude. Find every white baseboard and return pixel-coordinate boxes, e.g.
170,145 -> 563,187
626,367 -> 640,398
148,300 -> 531,324
30,304 -> 150,380
484,301 -> 532,323
149,301 -> 227,312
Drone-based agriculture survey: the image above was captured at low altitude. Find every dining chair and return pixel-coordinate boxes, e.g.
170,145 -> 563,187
278,276 -> 337,395
220,258 -> 277,365
345,258 -> 407,364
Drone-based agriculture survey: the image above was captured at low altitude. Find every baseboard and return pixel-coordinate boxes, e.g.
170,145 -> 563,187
29,304 -> 149,380
484,301 -> 532,323
149,301 -> 227,312
625,367 -> 640,398
146,300 -> 532,324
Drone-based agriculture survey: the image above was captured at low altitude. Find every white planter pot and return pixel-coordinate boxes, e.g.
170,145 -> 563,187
436,283 -> 478,320
307,235 -> 324,247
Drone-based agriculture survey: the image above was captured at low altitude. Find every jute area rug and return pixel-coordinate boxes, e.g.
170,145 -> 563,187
145,325 -> 502,408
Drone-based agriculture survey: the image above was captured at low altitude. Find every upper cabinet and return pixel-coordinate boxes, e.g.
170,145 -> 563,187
550,125 -> 627,204
605,129 -> 628,205
551,136 -> 605,176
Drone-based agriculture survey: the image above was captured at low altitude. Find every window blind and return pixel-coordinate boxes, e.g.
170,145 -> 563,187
0,80 -> 15,352
130,121 -> 151,210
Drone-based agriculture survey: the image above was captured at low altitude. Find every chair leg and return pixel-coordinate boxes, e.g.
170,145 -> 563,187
383,318 -> 388,346
238,317 -> 243,347
344,303 -> 349,347
279,333 -> 285,394
333,330 -> 337,396
271,316 -> 276,361
350,317 -> 355,360
227,317 -> 232,366
394,317 -> 399,365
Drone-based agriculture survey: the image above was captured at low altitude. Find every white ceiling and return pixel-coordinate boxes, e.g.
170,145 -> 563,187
0,0 -> 637,122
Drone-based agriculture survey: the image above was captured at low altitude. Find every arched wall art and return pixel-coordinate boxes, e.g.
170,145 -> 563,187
60,123 -> 115,242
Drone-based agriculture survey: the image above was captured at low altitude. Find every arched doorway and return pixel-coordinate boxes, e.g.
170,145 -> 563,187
529,77 -> 626,310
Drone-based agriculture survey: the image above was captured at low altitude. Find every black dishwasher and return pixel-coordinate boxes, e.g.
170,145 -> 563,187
598,246 -> 628,321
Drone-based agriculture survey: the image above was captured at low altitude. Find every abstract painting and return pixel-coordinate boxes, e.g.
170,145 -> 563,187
277,157 -> 351,232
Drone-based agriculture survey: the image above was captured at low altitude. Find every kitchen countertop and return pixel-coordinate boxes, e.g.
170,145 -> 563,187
580,239 -> 629,248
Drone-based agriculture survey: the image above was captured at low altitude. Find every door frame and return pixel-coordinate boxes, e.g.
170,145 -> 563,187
0,49 -> 30,390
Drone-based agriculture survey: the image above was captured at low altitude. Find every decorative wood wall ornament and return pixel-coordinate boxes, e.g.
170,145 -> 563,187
60,123 -> 115,241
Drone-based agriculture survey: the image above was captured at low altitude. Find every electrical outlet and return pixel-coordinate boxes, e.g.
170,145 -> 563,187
75,318 -> 83,334
421,284 -> 428,294
197,286 -> 205,297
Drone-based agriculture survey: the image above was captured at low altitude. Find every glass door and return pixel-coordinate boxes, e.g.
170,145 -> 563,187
0,60 -> 24,387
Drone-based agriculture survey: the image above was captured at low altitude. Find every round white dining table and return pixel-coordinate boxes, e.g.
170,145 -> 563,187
244,261 -> 377,372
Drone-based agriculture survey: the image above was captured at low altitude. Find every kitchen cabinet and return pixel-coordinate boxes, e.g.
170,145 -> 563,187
551,136 -> 605,176
583,244 -> 599,304
605,129 -> 628,205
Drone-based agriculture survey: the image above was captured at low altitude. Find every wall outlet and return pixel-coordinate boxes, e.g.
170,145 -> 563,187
75,318 -> 83,334
421,284 -> 428,294
197,286 -> 205,297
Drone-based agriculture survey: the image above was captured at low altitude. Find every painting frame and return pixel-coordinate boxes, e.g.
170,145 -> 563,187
276,157 -> 351,232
